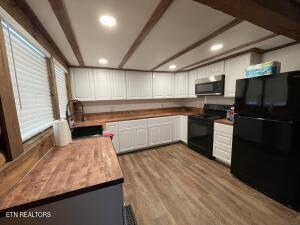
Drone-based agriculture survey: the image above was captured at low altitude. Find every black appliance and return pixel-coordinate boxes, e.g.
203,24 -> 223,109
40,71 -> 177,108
195,75 -> 225,96
231,71 -> 300,210
188,104 -> 231,159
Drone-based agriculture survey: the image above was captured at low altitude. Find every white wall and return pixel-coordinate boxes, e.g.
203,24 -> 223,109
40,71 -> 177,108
262,43 -> 300,73
183,96 -> 234,108
83,99 -> 185,113
83,96 -> 234,114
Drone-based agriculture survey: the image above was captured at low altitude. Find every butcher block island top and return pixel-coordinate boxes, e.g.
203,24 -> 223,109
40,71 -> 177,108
0,137 -> 124,212
74,107 -> 203,128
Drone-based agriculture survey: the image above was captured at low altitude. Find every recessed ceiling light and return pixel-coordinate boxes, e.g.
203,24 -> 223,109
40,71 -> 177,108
99,15 -> 116,27
169,64 -> 177,70
98,58 -> 108,65
210,43 -> 223,51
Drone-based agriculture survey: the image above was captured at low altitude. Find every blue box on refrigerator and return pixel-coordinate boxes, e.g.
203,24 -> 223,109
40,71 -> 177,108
245,61 -> 281,78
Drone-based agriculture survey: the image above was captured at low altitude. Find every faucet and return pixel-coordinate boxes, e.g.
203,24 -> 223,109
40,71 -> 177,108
66,100 -> 86,127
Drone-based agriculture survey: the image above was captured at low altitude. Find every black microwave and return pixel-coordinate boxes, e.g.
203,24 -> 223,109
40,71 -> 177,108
195,75 -> 225,96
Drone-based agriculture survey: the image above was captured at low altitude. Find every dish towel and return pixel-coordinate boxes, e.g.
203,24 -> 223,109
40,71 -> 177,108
103,130 -> 114,140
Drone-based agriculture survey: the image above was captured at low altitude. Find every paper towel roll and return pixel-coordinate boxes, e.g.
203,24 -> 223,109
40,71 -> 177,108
53,119 -> 70,147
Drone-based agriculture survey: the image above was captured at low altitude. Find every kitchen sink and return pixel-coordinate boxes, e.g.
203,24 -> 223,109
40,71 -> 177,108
71,125 -> 103,139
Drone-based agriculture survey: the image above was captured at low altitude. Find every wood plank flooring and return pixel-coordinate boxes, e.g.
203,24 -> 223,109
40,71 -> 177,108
118,143 -> 300,225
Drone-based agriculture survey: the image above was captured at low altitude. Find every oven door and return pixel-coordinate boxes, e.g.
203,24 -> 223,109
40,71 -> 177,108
195,81 -> 224,96
188,117 -> 214,159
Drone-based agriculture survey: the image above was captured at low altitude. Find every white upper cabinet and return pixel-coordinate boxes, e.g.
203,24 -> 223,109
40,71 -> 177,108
110,70 -> 126,100
126,71 -> 152,99
153,72 -> 174,98
224,53 -> 261,97
174,72 -> 188,98
71,68 -> 95,101
188,69 -> 198,98
198,65 -> 209,78
208,61 -> 224,76
93,69 -> 111,100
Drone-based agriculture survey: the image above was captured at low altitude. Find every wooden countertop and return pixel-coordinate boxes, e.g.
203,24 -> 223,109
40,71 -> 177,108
74,107 -> 203,128
0,137 -> 123,212
215,118 -> 234,126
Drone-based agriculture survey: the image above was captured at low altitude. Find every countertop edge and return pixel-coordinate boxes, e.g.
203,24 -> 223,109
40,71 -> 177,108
214,119 -> 234,126
0,177 -> 124,216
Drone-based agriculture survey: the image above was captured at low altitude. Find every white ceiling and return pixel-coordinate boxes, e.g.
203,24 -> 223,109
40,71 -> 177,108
25,0 -> 295,71
124,0 -> 234,70
63,0 -> 160,67
185,35 -> 294,70
156,21 -> 279,71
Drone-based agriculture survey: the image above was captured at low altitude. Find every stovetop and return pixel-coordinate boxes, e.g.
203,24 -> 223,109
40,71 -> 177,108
190,114 -> 225,120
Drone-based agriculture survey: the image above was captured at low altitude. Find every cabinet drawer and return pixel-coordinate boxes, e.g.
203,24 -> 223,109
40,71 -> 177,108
214,133 -> 232,147
214,123 -> 233,135
148,116 -> 173,126
213,144 -> 231,163
118,119 -> 148,129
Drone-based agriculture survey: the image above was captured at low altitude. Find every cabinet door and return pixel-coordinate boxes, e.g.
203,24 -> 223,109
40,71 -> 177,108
119,128 -> 136,152
135,126 -> 149,149
175,72 -> 188,98
153,73 -> 174,98
93,69 -> 111,100
180,116 -> 188,144
106,122 -> 120,153
126,71 -> 152,99
173,116 -> 181,141
209,61 -> 224,76
198,66 -> 209,78
149,126 -> 161,146
110,70 -> 126,99
188,69 -> 198,97
161,123 -> 173,144
224,54 -> 251,97
71,68 -> 94,101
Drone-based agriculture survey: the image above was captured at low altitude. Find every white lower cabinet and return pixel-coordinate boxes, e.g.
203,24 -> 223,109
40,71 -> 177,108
106,122 -> 120,153
148,117 -> 173,146
180,116 -> 188,144
149,125 -> 161,146
173,116 -> 181,141
160,123 -> 173,144
106,115 -> 188,154
119,128 -> 136,152
213,123 -> 233,165
135,126 -> 149,149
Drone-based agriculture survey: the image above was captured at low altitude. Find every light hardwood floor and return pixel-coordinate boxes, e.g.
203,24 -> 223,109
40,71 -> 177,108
118,143 -> 300,225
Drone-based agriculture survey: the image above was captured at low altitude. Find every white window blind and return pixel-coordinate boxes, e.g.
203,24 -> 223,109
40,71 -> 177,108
2,21 -> 54,141
54,64 -> 68,119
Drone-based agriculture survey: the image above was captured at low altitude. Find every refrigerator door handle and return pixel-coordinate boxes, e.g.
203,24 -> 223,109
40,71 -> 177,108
236,115 -> 295,124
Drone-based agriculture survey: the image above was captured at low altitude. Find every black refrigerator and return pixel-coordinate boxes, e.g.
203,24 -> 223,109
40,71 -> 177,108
231,71 -> 300,210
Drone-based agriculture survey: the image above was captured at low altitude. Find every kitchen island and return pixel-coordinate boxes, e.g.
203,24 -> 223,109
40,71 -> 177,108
0,137 -> 124,225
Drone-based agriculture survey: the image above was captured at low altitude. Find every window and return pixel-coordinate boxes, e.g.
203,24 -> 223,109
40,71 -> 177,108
54,63 -> 68,119
2,21 -> 54,141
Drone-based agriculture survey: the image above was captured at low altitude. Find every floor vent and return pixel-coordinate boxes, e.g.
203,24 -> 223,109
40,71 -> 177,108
125,204 -> 138,225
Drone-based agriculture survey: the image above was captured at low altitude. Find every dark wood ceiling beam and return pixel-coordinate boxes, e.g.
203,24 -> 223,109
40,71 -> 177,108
48,0 -> 84,66
178,33 -> 277,71
262,41 -> 299,53
193,0 -> 300,41
118,0 -> 174,68
151,18 -> 242,70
